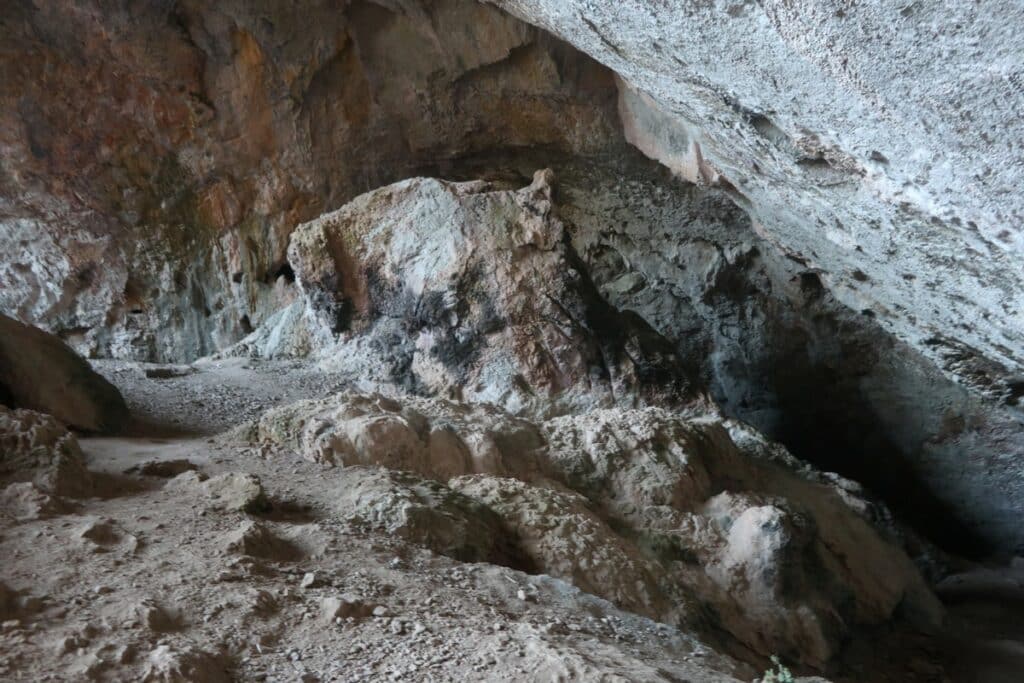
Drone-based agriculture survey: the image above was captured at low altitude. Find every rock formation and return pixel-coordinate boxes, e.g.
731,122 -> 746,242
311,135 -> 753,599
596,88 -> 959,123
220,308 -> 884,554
0,0 -> 622,362
2,0 -> 1023,680
238,163 -> 1024,553
488,0 -> 1024,397
0,315 -> 128,432
0,406 -> 94,497
3,0 -> 1023,554
251,390 -> 941,666
283,170 -> 693,413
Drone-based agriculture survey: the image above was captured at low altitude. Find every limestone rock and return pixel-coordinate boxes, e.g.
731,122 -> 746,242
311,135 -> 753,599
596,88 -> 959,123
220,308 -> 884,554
286,171 -> 694,413
541,408 -> 723,522
335,468 -> 518,565
541,407 -> 942,665
0,407 -> 94,497
1,0 -> 1022,558
320,595 -> 375,623
165,470 -> 269,513
127,599 -> 179,633
142,645 -> 228,683
220,302 -> 314,360
0,482 -> 71,521
251,391 -> 941,665
256,392 -> 547,480
202,472 -> 269,514
558,162 -> 1024,555
164,470 -> 207,494
489,0 -> 1024,399
0,315 -> 128,433
451,474 -> 672,621
0,0 -> 619,362
222,520 -> 300,561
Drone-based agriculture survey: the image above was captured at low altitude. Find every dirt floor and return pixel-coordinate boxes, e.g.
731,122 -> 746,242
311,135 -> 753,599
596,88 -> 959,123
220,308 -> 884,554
1,359 -> 1021,682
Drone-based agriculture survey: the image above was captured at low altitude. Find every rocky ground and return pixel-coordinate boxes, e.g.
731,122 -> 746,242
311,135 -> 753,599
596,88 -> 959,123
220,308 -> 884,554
0,359 -> 753,683
0,359 -> 1020,682
3,2 -> 1023,681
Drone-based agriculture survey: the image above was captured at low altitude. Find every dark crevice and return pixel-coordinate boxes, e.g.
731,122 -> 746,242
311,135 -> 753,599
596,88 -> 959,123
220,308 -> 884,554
267,261 -> 295,284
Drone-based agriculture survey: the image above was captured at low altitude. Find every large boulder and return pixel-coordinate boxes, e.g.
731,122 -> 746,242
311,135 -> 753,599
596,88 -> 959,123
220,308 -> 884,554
0,314 -> 128,432
285,170 -> 695,414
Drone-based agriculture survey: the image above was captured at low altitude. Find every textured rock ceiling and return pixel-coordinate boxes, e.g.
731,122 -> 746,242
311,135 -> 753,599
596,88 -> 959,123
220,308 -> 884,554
490,0 -> 1024,402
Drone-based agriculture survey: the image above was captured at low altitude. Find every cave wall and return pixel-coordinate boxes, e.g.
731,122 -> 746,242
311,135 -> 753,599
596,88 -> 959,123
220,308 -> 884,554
551,158 -> 1024,554
2,0 -> 1024,554
0,0 -> 623,361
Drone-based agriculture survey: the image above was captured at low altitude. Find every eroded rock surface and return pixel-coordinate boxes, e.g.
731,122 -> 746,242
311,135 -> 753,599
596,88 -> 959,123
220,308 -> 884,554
256,391 -> 548,482
0,406 -> 93,497
334,467 -> 519,565
283,170 -> 693,413
0,0 -> 622,362
251,391 -> 941,666
226,162 -> 1024,552
488,0 -> 1024,400
557,163 -> 1024,554
3,0 -> 1022,557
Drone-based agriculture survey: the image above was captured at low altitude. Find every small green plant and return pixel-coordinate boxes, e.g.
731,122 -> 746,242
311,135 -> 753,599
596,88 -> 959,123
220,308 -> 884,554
762,655 -> 794,683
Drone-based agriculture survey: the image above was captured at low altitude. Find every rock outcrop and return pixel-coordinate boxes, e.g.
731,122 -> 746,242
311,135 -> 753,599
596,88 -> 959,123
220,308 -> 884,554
3,0 -> 1023,555
555,164 -> 1024,555
251,391 -> 941,666
282,170 -> 693,413
0,314 -> 128,432
334,467 -> 520,565
0,406 -> 94,497
230,162 -> 1024,553
7,2 -> 1024,679
255,392 -> 549,480
0,0 -> 622,362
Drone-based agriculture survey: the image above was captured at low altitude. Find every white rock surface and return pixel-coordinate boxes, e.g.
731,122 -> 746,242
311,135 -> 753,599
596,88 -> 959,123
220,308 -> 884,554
488,0 -> 1024,394
284,170 -> 695,414
255,391 -> 548,480
334,467 -> 514,564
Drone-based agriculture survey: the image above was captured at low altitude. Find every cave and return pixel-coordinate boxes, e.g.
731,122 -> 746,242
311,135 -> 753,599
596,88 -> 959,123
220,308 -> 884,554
1,1 -> 1023,681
